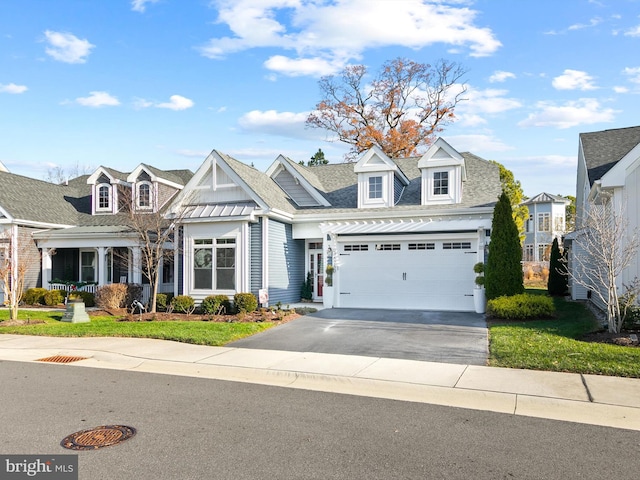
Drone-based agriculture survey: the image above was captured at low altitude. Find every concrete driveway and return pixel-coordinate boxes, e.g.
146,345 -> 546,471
229,308 -> 488,365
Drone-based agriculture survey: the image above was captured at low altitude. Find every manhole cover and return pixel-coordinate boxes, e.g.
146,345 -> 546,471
61,425 -> 136,450
37,355 -> 89,364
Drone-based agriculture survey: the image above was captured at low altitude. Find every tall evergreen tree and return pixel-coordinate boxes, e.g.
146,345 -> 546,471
547,237 -> 568,296
486,191 -> 524,300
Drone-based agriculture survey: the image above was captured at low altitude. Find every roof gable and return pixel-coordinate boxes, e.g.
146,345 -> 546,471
418,137 -> 465,176
266,155 -> 331,207
580,125 -> 640,186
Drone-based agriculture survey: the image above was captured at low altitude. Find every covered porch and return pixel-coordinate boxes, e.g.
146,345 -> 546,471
34,226 -> 176,306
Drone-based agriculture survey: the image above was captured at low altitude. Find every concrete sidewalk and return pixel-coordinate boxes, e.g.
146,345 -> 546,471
1,334 -> 640,431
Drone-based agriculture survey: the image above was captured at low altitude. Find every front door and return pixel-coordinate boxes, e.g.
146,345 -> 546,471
309,248 -> 323,301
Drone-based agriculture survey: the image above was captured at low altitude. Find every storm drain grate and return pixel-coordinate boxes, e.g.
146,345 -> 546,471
36,355 -> 89,364
61,425 -> 137,450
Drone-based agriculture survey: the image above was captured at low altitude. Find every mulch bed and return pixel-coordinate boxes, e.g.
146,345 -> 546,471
581,330 -> 640,347
91,308 -> 301,325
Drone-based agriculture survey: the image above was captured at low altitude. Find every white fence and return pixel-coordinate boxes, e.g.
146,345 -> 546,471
48,283 -> 173,307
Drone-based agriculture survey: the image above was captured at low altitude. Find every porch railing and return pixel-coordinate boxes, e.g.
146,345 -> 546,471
48,283 -> 174,308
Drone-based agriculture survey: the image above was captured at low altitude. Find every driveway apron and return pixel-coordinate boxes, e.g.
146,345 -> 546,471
229,308 -> 488,365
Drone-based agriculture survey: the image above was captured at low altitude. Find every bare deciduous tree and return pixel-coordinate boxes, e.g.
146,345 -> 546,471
0,227 -> 40,320
117,190 -> 190,313
571,194 -> 640,333
44,162 -> 94,184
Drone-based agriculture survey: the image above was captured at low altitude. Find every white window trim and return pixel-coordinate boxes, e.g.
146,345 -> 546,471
192,237 -> 238,293
422,167 -> 459,204
358,172 -> 389,208
95,183 -> 112,213
136,181 -> 154,211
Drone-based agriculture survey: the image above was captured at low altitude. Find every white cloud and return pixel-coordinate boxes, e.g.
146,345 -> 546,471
0,83 -> 27,94
613,86 -> 629,93
264,55 -> 343,77
568,17 -> 602,31
201,0 -> 501,76
44,30 -> 94,64
135,95 -> 195,110
131,0 -> 160,12
489,71 -> 516,83
75,91 -> 120,107
444,134 -> 513,153
157,95 -> 194,110
625,25 -> 640,37
552,69 -> 597,90
175,149 -> 211,158
623,67 -> 640,84
238,109 -> 325,140
454,87 -> 521,126
518,98 -> 617,129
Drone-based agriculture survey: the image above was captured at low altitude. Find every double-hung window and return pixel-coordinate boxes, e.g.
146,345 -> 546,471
368,176 -> 382,199
538,213 -> 550,232
193,238 -> 236,291
137,182 -> 152,209
433,171 -> 449,195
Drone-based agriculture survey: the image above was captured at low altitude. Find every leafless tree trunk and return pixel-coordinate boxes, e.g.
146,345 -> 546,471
0,227 -> 40,320
571,194 -> 640,333
117,190 -> 189,313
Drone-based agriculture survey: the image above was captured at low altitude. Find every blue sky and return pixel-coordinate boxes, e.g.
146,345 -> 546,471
1,0 -> 640,197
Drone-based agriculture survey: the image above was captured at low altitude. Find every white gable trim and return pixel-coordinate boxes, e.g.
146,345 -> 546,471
354,146 -> 410,184
266,156 -> 331,207
599,142 -> 640,188
127,164 -> 185,190
170,150 -> 269,214
86,167 -> 125,185
417,137 -> 465,170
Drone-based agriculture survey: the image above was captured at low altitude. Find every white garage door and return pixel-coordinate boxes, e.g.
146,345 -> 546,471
337,238 -> 477,311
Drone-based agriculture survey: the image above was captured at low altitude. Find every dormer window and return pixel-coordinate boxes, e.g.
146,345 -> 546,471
433,172 -> 449,195
369,176 -> 383,199
96,184 -> 111,212
137,182 -> 152,210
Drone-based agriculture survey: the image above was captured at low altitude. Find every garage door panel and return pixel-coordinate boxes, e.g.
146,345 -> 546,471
337,239 -> 477,311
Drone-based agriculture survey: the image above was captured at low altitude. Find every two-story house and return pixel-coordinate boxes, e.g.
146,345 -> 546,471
521,192 -> 570,263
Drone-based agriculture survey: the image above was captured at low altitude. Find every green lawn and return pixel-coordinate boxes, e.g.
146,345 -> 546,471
488,293 -> 640,378
0,310 -> 274,346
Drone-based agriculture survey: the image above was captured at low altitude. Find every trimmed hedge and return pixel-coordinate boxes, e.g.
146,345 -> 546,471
233,293 -> 258,313
23,288 -> 48,305
155,293 -> 174,312
95,284 -> 128,309
171,295 -> 195,314
43,290 -> 65,306
201,295 -> 232,315
487,293 -> 555,320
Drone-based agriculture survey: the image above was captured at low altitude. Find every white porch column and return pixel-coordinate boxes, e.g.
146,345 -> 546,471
132,247 -> 142,284
42,248 -> 53,288
477,227 -> 486,264
97,247 -> 107,286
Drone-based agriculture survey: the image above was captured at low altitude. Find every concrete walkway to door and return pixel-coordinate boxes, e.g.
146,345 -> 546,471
229,308 -> 488,365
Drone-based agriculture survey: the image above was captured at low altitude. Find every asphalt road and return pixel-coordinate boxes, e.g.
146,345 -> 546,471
1,360 -> 639,479
230,308 -> 488,365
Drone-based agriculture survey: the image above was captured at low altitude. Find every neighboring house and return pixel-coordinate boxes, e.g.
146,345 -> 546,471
0,137 -> 501,312
169,137 -> 501,311
521,193 -> 569,262
568,125 -> 640,303
0,165 -> 193,304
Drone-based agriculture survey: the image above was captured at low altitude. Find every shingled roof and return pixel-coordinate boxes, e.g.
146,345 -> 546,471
0,167 -> 193,227
580,125 -> 640,186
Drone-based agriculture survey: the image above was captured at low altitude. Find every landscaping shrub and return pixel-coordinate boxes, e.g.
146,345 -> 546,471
233,293 -> 258,313
171,295 -> 195,314
155,293 -> 174,312
487,293 -> 555,320
201,294 -> 231,315
547,238 -> 568,296
300,272 -> 312,300
43,289 -> 65,306
95,284 -> 128,309
23,288 -> 48,305
73,291 -> 95,307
